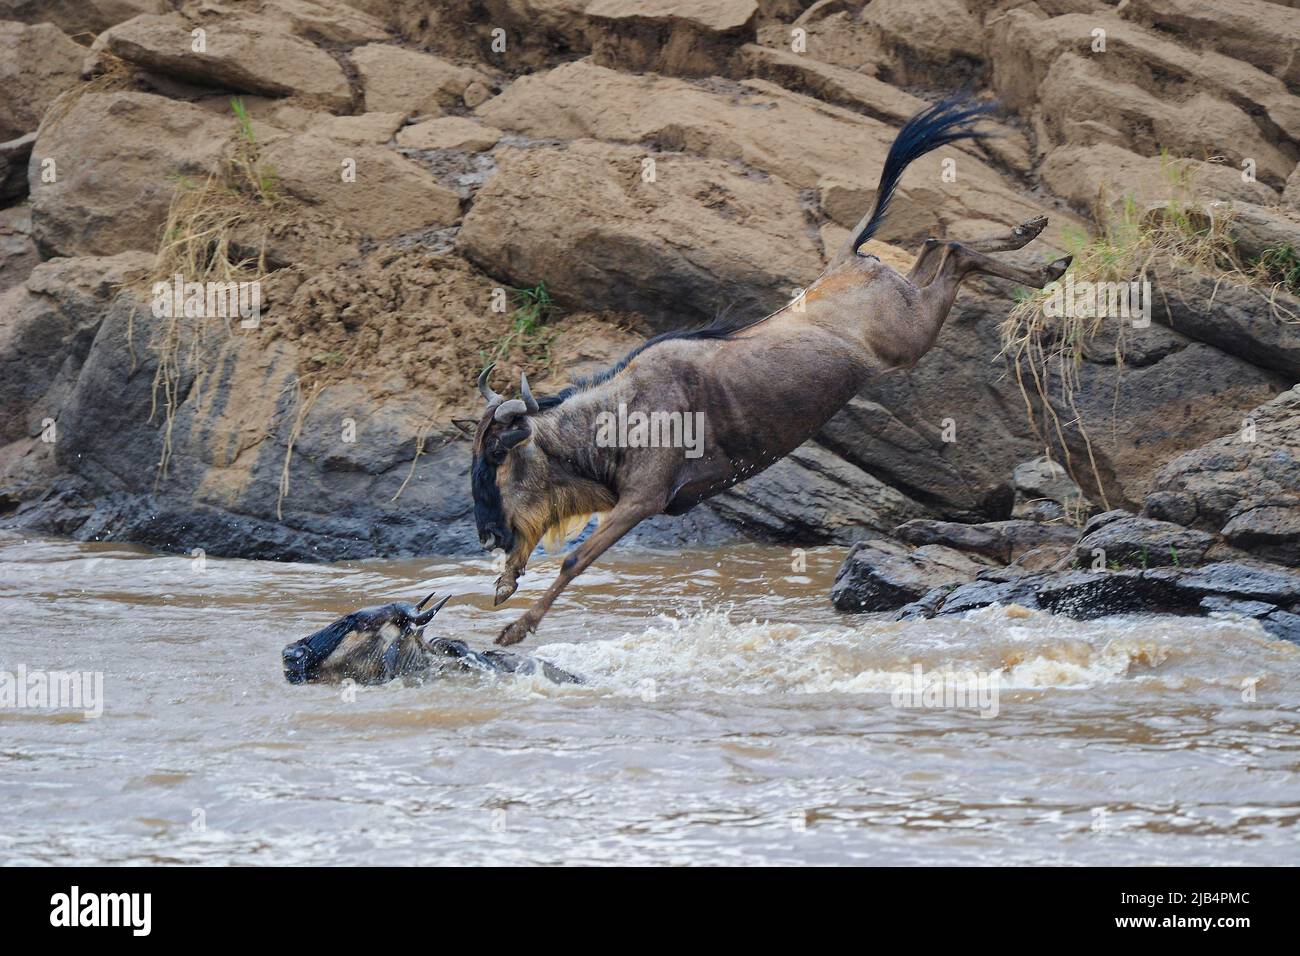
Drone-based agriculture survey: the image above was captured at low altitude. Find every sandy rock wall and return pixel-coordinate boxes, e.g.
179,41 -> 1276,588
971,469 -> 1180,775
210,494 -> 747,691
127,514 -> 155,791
0,0 -> 1295,564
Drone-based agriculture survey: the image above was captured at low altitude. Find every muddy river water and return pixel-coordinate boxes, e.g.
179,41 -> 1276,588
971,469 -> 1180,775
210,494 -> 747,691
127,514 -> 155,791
1,531 -> 1297,865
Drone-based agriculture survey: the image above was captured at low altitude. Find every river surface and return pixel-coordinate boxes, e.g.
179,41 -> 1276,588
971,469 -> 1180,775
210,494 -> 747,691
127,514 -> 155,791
1,531 -> 1298,865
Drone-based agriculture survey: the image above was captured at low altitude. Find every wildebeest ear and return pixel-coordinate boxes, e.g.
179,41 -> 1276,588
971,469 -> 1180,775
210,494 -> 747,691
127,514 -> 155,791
451,418 -> 477,439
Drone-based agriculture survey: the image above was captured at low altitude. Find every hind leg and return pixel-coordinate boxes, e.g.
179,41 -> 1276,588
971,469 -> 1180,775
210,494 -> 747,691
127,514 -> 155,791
955,245 -> 1071,287
908,215 -> 1050,286
894,239 -> 1071,362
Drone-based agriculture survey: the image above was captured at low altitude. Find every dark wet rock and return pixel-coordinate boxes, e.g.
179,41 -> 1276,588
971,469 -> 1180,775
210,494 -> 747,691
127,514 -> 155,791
1046,340 -> 1289,512
0,253 -> 152,447
1199,595 -> 1276,617
1072,512 -> 1219,568
1011,456 -> 1088,521
883,558 -> 1300,644
1,297 -> 483,561
1262,610 -> 1300,644
831,538 -> 992,612
1221,504 -> 1300,566
816,392 -> 1011,521
712,443 -> 928,546
0,132 -> 35,203
1147,388 -> 1300,566
1154,265 -> 1300,380
1079,317 -> 1188,368
1167,562 -> 1300,605
894,517 -> 1077,565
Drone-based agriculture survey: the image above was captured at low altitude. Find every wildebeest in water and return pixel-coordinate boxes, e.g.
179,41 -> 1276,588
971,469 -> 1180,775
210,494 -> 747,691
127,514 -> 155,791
469,96 -> 1072,646
281,592 -> 582,685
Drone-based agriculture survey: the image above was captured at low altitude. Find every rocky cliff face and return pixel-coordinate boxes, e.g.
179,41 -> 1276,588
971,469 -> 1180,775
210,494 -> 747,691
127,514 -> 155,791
0,0 -> 1297,566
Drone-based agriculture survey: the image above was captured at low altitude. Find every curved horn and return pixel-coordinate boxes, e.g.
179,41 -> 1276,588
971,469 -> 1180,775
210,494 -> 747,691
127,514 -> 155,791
414,590 -> 438,611
477,363 -> 503,405
412,593 -> 451,626
494,398 -> 528,423
520,372 -> 539,414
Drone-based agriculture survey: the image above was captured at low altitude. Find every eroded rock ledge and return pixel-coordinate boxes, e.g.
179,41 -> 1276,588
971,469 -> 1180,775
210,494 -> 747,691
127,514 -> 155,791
832,510 -> 1300,644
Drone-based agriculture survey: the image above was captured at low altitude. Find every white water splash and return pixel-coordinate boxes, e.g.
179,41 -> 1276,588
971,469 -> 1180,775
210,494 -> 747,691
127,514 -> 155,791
526,604 -> 1283,698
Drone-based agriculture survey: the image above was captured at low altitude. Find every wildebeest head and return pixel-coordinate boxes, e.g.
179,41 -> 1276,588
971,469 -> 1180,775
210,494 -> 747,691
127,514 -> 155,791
470,363 -> 541,553
281,592 -> 452,684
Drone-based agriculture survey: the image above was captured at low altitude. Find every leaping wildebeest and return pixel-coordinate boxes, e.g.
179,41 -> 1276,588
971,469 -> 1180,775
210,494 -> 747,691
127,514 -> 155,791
469,96 -> 1071,646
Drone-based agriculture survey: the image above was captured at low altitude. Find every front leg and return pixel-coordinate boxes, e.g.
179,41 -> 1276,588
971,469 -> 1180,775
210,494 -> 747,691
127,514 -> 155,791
496,497 -> 662,645
493,531 -> 541,606
497,612 -> 540,647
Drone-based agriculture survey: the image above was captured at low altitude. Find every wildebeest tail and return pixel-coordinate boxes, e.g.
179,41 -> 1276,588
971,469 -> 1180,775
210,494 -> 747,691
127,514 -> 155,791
847,96 -> 997,255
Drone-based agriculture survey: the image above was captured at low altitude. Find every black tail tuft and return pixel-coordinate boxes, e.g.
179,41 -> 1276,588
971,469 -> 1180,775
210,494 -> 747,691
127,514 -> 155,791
850,95 -> 998,253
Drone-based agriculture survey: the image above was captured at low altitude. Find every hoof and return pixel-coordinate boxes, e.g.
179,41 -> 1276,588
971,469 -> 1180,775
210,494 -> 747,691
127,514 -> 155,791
1044,254 -> 1072,283
496,618 -> 534,646
1011,215 -> 1048,247
493,575 -> 518,607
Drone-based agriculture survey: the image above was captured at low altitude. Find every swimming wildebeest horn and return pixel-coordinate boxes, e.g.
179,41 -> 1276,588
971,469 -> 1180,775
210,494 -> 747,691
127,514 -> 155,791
478,363 -> 503,405
415,590 -> 439,611
412,593 -> 452,625
520,373 -> 539,413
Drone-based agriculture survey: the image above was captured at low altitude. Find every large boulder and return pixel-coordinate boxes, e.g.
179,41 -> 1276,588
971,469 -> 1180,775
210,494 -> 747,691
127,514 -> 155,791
0,0 -> 167,34
0,252 -> 151,452
991,10 -> 1300,185
476,60 -> 1073,248
1122,0 -> 1300,89
2,262 -> 482,560
1071,510 -> 1221,568
1153,263 -> 1300,380
585,0 -> 759,76
858,0 -> 986,86
248,0 -> 391,45
101,13 -> 352,110
1146,388 -> 1300,566
1216,201 -> 1300,264
831,537 -> 992,612
739,44 -> 927,125
28,91 -> 230,258
1011,455 -> 1088,521
350,43 -> 493,115
1039,143 -> 1278,213
1035,323 -> 1289,511
260,132 -> 462,238
396,116 -> 501,151
457,138 -> 822,326
0,21 -> 85,141
710,443 -> 928,545
893,562 -> 1300,643
895,517 -> 1078,565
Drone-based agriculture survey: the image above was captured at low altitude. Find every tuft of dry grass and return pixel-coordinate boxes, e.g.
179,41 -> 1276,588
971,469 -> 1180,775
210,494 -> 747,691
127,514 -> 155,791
996,154 -> 1285,512
142,99 -> 280,484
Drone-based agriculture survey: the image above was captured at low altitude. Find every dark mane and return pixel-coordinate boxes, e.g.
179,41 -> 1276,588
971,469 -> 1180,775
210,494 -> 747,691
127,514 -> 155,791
303,613 -> 361,655
534,308 -> 756,410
